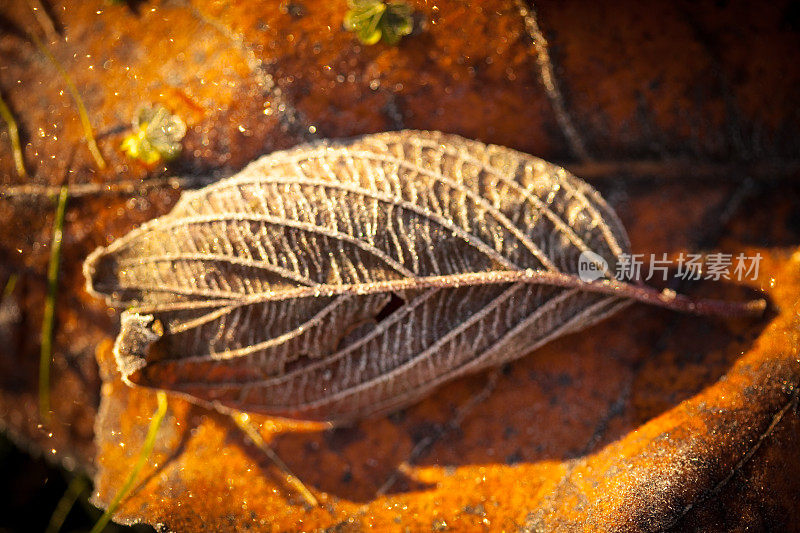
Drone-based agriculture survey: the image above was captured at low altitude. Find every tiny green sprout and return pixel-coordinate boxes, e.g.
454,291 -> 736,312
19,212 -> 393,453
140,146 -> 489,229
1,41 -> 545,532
344,0 -> 414,46
120,105 -> 186,165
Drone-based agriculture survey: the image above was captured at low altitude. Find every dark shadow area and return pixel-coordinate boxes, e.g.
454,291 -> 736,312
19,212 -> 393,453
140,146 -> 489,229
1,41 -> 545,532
232,417 -> 436,503
260,178 -> 787,502
0,431 -> 152,533
262,287 -> 770,502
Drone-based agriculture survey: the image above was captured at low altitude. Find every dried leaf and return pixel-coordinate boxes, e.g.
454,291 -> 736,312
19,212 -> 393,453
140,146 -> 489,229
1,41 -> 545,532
83,130 -> 761,424
0,2 -> 798,529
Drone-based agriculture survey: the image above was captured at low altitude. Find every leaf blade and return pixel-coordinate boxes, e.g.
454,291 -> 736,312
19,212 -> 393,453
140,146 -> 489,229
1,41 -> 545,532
85,130 -> 643,422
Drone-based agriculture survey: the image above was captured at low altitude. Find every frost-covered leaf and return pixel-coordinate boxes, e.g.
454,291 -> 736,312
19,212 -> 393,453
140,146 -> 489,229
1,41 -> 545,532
85,130 -> 632,422
84,130 -> 757,424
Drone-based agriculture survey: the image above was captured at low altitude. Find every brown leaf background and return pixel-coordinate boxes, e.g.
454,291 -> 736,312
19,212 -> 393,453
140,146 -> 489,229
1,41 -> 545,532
0,0 -> 798,531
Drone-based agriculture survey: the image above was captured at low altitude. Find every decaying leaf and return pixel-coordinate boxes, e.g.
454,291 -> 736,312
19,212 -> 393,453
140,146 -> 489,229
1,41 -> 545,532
83,130 -> 763,423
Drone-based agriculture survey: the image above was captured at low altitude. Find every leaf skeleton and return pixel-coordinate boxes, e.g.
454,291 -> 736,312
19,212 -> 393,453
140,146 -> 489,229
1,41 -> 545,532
84,130 -> 765,424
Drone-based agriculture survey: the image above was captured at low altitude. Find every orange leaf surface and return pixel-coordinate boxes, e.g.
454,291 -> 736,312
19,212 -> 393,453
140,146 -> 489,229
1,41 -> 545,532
0,0 -> 798,531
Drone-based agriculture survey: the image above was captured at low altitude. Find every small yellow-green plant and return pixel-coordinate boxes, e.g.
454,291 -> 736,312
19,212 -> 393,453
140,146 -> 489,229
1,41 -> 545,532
344,0 -> 413,46
121,105 -> 186,165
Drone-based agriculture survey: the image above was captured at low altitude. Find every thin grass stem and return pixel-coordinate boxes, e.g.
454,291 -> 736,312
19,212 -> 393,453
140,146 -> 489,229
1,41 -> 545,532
90,390 -> 168,533
45,475 -> 89,533
26,0 -> 58,40
39,185 -> 68,422
0,92 -> 28,178
27,31 -> 106,169
2,274 -> 18,298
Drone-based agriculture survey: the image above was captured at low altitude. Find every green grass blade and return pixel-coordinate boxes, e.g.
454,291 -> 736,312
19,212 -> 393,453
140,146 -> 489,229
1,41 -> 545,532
26,0 -> 59,41
0,92 -> 28,178
45,475 -> 89,533
90,390 -> 168,533
39,185 -> 68,422
2,274 -> 18,298
27,31 -> 106,170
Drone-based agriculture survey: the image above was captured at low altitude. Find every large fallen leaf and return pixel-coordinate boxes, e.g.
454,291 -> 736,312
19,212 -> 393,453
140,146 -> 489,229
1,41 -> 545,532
84,130 -> 763,425
90,245 -> 798,530
0,0 -> 798,530
84,130 -> 638,423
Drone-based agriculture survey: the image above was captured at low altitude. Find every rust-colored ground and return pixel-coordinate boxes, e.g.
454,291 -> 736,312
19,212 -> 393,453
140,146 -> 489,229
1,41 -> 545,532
0,1 -> 798,531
